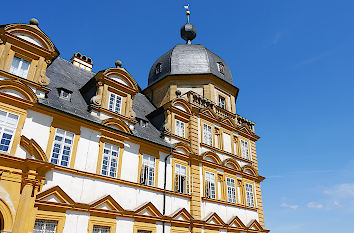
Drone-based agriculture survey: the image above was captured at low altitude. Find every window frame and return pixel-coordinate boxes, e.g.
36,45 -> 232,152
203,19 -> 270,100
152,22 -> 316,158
174,162 -> 189,194
108,92 -> 122,114
204,171 -> 216,199
202,123 -> 213,146
100,142 -> 120,178
245,182 -> 255,207
9,55 -> 31,79
218,95 -> 226,109
49,128 -> 75,168
226,177 -> 237,203
175,119 -> 185,138
0,109 -> 20,154
240,139 -> 250,160
93,225 -> 110,233
139,154 -> 156,187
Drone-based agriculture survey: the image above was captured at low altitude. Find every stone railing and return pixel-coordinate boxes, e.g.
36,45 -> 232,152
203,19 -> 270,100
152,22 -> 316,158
182,91 -> 255,133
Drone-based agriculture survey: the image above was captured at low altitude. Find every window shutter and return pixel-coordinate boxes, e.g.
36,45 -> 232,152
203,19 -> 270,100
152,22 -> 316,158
140,165 -> 146,184
175,174 -> 179,191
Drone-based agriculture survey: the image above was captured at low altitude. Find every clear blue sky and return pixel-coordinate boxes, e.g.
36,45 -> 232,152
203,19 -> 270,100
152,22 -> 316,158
3,0 -> 354,232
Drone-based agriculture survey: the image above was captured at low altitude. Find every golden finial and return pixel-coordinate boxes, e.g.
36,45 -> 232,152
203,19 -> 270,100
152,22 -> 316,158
184,4 -> 190,24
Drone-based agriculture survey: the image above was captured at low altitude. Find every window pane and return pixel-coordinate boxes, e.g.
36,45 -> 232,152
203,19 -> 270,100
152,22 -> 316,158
33,219 -> 57,233
50,128 -> 74,167
101,143 -> 119,178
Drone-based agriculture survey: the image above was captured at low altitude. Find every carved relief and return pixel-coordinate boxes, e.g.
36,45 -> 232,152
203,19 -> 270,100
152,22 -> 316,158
91,82 -> 104,106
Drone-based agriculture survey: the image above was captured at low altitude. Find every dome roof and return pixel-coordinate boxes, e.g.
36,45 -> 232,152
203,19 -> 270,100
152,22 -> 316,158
148,44 -> 233,86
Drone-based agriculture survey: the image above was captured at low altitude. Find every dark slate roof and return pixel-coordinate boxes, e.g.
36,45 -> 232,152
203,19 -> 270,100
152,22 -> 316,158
148,44 -> 233,86
40,57 -> 169,147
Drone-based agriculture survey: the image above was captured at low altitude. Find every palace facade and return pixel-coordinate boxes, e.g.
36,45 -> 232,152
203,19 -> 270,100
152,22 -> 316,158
0,17 -> 269,233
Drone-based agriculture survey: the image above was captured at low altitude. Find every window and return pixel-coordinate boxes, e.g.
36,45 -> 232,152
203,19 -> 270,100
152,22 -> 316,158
33,219 -> 57,233
50,129 -> 74,167
226,177 -> 236,203
101,143 -> 120,178
0,110 -> 19,153
203,124 -> 212,146
93,226 -> 110,233
175,164 -> 188,194
155,63 -> 162,74
241,139 -> 250,159
59,88 -> 72,101
108,93 -> 122,114
175,119 -> 185,138
217,62 -> 225,74
245,183 -> 255,207
205,171 -> 216,199
138,231 -> 152,233
140,154 -> 155,186
9,56 -> 30,78
218,96 -> 226,109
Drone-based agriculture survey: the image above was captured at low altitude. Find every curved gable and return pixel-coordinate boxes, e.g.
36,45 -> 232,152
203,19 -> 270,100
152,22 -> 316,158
102,118 -> 131,134
243,164 -> 258,176
203,151 -> 222,165
103,68 -> 139,91
5,24 -> 57,53
172,98 -> 192,114
173,142 -> 192,155
223,158 -> 241,171
0,80 -> 37,103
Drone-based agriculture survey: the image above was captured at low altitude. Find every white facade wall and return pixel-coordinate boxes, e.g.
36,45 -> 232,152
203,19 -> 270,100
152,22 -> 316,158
201,201 -> 259,225
120,141 -> 140,182
21,110 -> 52,150
43,170 -> 189,215
74,127 -> 101,173
116,217 -> 134,233
62,211 -> 90,233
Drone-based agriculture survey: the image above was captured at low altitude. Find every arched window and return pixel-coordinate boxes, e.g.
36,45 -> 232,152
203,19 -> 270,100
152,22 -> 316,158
155,63 -> 162,74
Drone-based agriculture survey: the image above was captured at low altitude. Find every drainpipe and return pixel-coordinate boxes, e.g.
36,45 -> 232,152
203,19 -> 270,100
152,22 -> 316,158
162,146 -> 173,233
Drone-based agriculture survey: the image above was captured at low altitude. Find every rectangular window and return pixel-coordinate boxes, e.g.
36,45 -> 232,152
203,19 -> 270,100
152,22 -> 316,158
218,96 -> 226,109
205,171 -> 216,199
203,124 -> 212,146
101,143 -> 120,178
0,110 -> 19,153
223,133 -> 232,153
241,139 -> 250,159
245,183 -> 255,207
217,62 -> 225,74
33,219 -> 57,233
175,119 -> 185,138
93,226 -> 110,233
137,231 -> 152,233
108,93 -> 122,114
140,154 -> 155,186
9,56 -> 30,78
226,177 -> 236,203
175,164 -> 188,194
50,128 -> 74,167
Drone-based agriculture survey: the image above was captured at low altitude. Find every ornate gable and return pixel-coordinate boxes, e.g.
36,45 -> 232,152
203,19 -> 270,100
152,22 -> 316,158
36,186 -> 75,205
228,216 -> 246,229
247,220 -> 264,231
200,107 -> 218,121
205,213 -> 225,225
171,208 -> 193,221
20,136 -> 47,161
134,202 -> 162,217
90,195 -> 124,212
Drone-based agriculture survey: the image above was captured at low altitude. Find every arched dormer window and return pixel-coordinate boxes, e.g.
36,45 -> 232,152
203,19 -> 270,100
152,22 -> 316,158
155,63 -> 162,75
216,62 -> 224,74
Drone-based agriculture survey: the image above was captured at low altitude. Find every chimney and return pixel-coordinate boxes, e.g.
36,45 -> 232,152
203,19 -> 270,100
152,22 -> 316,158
70,52 -> 93,72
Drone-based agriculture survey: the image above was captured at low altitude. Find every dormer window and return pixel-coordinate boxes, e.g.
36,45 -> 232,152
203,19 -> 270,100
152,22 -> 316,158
155,63 -> 162,74
108,93 -> 122,114
217,62 -> 224,74
9,56 -> 30,78
219,96 -> 226,109
58,88 -> 72,101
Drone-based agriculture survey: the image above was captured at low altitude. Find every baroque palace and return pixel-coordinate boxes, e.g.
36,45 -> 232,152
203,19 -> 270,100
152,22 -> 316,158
0,13 -> 269,233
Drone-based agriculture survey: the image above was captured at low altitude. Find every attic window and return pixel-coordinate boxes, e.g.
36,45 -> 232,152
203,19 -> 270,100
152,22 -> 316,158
217,62 -> 225,74
58,88 -> 72,101
155,63 -> 162,74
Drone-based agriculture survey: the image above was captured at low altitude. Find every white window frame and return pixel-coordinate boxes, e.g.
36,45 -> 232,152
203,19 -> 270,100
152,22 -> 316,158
218,95 -> 226,109
175,119 -> 185,138
175,164 -> 188,194
108,92 -> 122,114
241,139 -> 250,159
0,110 -> 19,153
101,143 -> 120,178
93,225 -> 110,233
205,171 -> 216,199
203,124 -> 212,146
33,219 -> 58,233
245,183 -> 255,207
140,154 -> 155,186
226,177 -> 237,203
50,128 -> 74,167
59,89 -> 71,101
9,56 -> 30,79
